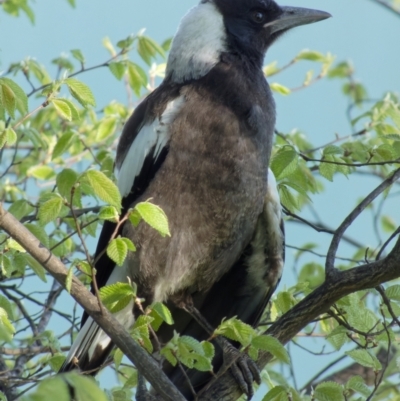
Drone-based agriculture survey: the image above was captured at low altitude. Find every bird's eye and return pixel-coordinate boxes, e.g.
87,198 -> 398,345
251,10 -> 266,24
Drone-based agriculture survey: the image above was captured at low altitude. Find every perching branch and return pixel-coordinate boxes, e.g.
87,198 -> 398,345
199,234 -> 400,400
0,203 -> 186,401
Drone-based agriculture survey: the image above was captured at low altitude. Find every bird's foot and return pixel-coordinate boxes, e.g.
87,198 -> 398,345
219,340 -> 261,401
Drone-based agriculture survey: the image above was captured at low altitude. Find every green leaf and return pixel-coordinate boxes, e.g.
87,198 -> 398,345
107,238 -> 129,266
52,98 -> 72,120
345,376 -> 371,397
47,354 -> 66,372
319,156 -> 337,182
38,196 -> 64,225
57,168 -> 78,200
134,202 -> 170,237
0,309 -> 14,342
99,206 -> 119,222
25,223 -> 50,248
109,62 -> 126,81
100,282 -> 136,313
65,373 -> 108,401
64,78 -> 96,107
52,131 -> 77,159
296,50 -> 326,62
323,145 -> 343,156
262,386 -> 287,401
25,375 -> 70,401
271,147 -> 298,179
270,83 -> 291,96
65,266 -> 74,293
314,381 -> 344,401
251,335 -> 290,364
28,165 -> 55,180
0,295 -> 14,320
127,62 -> 148,97
137,35 -> 165,65
97,116 -> 117,141
214,317 -> 255,347
0,77 -> 28,115
346,349 -> 382,370
71,49 -> 85,63
386,285 -> 400,301
8,199 -> 34,220
82,169 -> 121,211
0,127 -> 17,149
0,83 -> 16,118
25,255 -> 47,282
151,302 -> 174,325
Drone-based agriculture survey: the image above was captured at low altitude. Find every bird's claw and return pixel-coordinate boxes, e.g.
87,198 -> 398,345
221,341 -> 261,400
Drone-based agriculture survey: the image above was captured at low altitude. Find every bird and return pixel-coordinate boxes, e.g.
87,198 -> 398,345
59,0 -> 330,399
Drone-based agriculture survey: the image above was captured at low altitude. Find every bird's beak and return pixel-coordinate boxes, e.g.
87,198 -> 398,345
264,7 -> 331,34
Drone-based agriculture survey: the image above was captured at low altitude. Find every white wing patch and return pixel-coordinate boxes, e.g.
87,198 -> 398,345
116,96 -> 185,198
166,2 -> 227,83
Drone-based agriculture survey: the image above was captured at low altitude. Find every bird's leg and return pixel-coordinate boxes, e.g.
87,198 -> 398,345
174,294 -> 261,400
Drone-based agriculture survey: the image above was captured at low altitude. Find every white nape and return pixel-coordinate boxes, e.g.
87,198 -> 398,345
116,96 -> 185,198
166,2 -> 227,83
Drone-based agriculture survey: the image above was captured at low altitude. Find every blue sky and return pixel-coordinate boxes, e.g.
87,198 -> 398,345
1,0 -> 399,399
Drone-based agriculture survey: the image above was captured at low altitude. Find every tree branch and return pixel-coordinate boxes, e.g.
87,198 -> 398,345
0,203 -> 186,401
199,235 -> 400,400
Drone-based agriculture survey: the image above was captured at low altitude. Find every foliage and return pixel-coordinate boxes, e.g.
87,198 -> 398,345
0,2 -> 400,401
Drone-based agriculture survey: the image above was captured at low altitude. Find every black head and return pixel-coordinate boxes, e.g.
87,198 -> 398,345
212,0 -> 331,66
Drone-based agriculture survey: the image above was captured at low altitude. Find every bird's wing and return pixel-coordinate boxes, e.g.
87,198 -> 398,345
59,88 -> 185,373
158,168 -> 285,398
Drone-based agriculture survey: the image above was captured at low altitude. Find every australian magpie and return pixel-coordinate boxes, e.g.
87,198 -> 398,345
60,0 -> 330,399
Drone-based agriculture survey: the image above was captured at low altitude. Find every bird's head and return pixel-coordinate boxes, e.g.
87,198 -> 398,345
166,0 -> 331,83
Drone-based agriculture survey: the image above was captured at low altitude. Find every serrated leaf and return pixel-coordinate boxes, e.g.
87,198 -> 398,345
135,202 -> 170,237
57,168 -> 78,200
65,373 -> 108,401
107,238 -> 129,266
82,170 -> 121,211
0,77 -> 28,115
52,98 -> 72,120
271,147 -> 298,179
71,49 -> 85,63
385,285 -> 400,301
137,35 -> 165,66
270,83 -> 291,95
346,376 -> 371,397
38,196 -> 64,225
346,349 -> 382,370
65,78 -> 96,107
296,50 -> 326,62
319,156 -> 337,181
8,199 -> 34,220
25,254 -> 47,282
314,382 -> 344,401
215,317 -> 255,347
52,131 -> 76,159
99,282 -> 135,313
0,127 -> 17,148
109,62 -> 126,81
262,386 -> 287,401
65,266 -> 74,293
0,295 -> 14,320
99,206 -> 119,222
0,83 -> 16,118
97,116 -> 117,141
323,145 -> 343,156
28,165 -> 55,180
252,335 -> 290,364
47,354 -> 66,372
127,62 -> 147,97
151,302 -> 174,325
